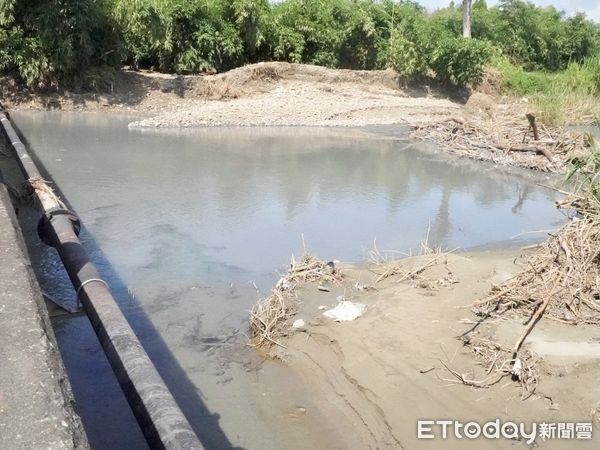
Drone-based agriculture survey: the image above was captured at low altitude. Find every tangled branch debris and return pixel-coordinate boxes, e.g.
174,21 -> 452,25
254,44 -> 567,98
249,252 -> 342,349
451,336 -> 541,398
472,200 -> 600,325
455,191 -> 600,395
371,251 -> 451,284
411,116 -> 588,173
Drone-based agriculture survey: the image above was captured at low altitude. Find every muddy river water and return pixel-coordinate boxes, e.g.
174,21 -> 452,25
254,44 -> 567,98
8,112 -> 566,449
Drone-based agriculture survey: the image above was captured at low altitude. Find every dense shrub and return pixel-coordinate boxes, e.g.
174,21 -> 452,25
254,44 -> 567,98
377,2 -> 432,78
492,54 -> 600,96
109,0 -> 246,73
270,0 -> 384,69
567,135 -> 600,203
107,0 -> 163,70
430,37 -> 492,86
383,34 -> 428,78
586,54 -> 600,93
432,0 -> 600,72
226,0 -> 272,62
481,1 -> 597,71
490,54 -> 600,125
0,0 -> 120,88
492,56 -> 554,94
270,0 -> 342,67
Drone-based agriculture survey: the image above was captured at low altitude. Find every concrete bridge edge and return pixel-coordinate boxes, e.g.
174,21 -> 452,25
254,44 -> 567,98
0,182 -> 89,449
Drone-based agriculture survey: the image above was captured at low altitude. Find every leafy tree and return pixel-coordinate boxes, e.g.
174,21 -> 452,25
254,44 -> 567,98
109,0 -> 245,73
0,0 -> 120,88
378,1 -> 431,77
225,0 -> 271,62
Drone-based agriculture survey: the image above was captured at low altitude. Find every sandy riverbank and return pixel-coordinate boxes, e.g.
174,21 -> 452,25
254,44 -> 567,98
4,61 -> 590,175
258,249 -> 600,448
2,62 -> 461,127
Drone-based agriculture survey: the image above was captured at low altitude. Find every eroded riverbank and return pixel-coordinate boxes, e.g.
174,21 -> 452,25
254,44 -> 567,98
4,62 -> 592,177
2,63 -> 461,128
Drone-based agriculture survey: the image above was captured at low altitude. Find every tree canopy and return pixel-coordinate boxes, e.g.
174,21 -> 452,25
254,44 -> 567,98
0,0 -> 598,88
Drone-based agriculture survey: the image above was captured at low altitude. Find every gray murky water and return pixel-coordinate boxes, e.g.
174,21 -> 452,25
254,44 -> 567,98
9,111 -> 566,449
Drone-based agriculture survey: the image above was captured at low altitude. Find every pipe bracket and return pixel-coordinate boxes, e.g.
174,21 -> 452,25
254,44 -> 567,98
76,278 -> 110,308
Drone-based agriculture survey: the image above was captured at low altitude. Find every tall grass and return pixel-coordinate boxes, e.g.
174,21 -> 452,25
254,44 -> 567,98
493,55 -> 600,125
567,131 -> 600,205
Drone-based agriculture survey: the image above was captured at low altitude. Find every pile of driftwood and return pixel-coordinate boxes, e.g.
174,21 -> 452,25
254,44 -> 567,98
249,252 -> 341,349
455,193 -> 600,396
473,197 -> 600,325
412,114 -> 588,173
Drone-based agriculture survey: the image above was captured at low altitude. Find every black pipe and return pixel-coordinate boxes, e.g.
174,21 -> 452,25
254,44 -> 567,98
0,109 -> 203,450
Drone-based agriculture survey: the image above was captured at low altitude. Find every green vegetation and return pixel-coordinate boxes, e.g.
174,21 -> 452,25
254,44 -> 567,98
490,54 -> 600,124
0,0 -> 599,112
437,0 -> 600,71
430,37 -> 492,87
0,0 -> 120,88
568,132 -> 600,204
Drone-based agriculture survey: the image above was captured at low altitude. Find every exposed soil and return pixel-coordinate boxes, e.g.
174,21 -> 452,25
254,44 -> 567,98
1,62 -> 461,127
266,251 -> 600,448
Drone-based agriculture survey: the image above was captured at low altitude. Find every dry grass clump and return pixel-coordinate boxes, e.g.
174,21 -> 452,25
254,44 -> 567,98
249,252 -> 342,349
190,63 -> 280,101
250,287 -> 292,349
249,64 -> 280,81
465,92 -> 497,116
27,176 -> 67,208
368,228 -> 455,284
412,115 -> 587,173
474,66 -> 503,96
286,252 -> 341,284
193,78 -> 240,99
371,251 -> 451,284
532,86 -> 600,126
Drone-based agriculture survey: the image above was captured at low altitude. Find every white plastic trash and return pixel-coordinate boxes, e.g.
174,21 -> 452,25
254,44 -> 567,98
323,301 -> 366,321
511,358 -> 523,379
292,318 -> 306,330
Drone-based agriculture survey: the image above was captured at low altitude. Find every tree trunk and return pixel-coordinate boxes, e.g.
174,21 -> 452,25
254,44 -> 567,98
462,0 -> 472,38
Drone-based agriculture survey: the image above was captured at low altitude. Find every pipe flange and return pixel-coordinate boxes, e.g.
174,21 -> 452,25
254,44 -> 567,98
37,207 -> 81,246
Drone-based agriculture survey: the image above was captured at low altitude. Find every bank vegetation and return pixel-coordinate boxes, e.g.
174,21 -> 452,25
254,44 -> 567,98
0,1 -> 599,124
